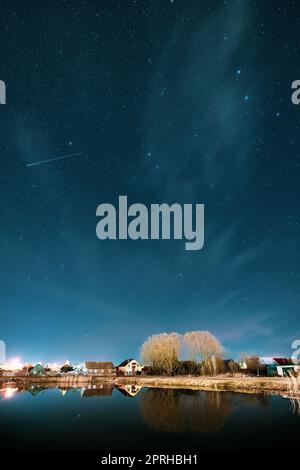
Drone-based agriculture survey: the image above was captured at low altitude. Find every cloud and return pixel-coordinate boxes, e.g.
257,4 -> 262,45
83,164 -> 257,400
218,313 -> 274,342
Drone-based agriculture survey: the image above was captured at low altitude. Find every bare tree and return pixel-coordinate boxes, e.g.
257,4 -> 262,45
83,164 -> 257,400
141,333 -> 180,375
183,331 -> 223,375
227,360 -> 240,376
244,355 -> 262,376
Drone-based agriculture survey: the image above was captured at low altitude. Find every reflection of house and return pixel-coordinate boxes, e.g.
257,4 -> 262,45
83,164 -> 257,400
83,386 -> 113,398
116,359 -> 142,376
85,362 -> 115,375
117,384 -> 142,397
27,386 -> 43,396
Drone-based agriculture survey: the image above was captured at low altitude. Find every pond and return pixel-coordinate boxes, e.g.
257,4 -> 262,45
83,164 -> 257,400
0,384 -> 299,450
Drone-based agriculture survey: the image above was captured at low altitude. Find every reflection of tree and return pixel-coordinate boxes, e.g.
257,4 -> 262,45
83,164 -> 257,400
189,392 -> 232,433
237,393 -> 268,409
140,389 -> 186,432
139,389 -> 233,433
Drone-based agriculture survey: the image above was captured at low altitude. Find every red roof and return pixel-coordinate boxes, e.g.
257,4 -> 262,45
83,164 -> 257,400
273,357 -> 290,365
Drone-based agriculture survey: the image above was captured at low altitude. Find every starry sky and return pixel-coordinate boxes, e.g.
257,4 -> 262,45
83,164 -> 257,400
0,0 -> 299,363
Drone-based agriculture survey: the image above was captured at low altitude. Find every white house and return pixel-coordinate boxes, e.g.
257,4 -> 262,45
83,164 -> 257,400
116,359 -> 142,376
277,365 -> 299,377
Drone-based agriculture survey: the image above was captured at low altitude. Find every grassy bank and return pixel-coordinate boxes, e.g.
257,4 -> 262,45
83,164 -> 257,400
0,374 -> 297,396
117,375 -> 297,396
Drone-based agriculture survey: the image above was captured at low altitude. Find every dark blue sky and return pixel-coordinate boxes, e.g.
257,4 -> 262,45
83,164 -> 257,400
0,0 -> 299,363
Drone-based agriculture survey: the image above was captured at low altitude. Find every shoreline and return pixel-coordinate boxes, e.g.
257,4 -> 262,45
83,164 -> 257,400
0,375 -> 297,397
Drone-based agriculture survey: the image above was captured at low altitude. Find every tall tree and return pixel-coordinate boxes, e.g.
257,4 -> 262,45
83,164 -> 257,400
141,333 -> 180,375
183,330 -> 223,375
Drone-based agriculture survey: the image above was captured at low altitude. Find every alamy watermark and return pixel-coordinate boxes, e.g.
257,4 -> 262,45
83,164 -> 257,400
96,196 -> 204,251
0,80 -> 6,104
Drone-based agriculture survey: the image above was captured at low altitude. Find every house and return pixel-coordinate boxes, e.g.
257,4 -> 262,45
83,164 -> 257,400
29,364 -> 47,376
23,364 -> 34,375
259,357 -> 291,376
60,364 -> 74,373
85,362 -> 115,375
116,359 -> 142,376
277,365 -> 299,377
73,363 -> 88,374
1,371 -> 19,377
259,357 -> 290,366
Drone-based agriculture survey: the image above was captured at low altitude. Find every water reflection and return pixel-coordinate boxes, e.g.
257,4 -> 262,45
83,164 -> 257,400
1,382 -> 300,451
139,389 -> 233,433
82,386 -> 113,397
0,383 -> 142,399
27,386 -> 44,396
0,381 -> 299,425
0,386 -> 18,400
116,384 -> 142,397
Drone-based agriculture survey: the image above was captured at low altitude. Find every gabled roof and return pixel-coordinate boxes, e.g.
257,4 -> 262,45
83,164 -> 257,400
27,387 -> 43,396
273,357 -> 290,365
260,356 -> 289,366
117,358 -> 135,368
29,364 -> 47,375
85,361 -> 114,369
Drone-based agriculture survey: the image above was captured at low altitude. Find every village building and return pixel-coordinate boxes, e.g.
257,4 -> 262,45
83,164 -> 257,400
29,364 -> 47,376
277,364 -> 299,377
116,359 -> 142,376
259,357 -> 291,376
85,361 -> 115,375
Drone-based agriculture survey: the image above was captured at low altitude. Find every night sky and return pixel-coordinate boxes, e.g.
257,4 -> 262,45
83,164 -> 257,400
0,0 -> 299,364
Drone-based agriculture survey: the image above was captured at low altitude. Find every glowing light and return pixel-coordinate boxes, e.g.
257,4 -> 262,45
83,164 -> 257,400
1,387 -> 18,399
4,358 -> 23,371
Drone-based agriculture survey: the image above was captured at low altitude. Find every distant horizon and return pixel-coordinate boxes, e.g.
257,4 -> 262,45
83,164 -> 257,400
1,341 -> 294,367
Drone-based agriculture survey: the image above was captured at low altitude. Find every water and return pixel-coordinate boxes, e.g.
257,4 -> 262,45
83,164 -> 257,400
0,384 -> 299,450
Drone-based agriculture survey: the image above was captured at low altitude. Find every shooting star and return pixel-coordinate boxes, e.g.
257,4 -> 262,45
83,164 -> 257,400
26,152 -> 84,167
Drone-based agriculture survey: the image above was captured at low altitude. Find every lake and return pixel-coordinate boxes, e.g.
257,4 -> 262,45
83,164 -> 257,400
0,384 -> 299,450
